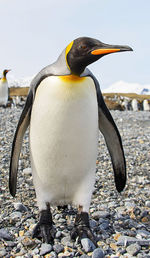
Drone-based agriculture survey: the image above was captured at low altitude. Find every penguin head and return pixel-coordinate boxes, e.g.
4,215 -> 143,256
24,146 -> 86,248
66,37 -> 133,75
3,69 -> 11,78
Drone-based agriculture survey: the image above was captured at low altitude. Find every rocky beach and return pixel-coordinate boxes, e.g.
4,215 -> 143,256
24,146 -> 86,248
0,106 -> 150,257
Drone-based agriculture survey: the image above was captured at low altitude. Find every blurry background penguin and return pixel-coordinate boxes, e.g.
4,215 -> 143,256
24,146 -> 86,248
0,69 -> 10,107
9,37 -> 132,245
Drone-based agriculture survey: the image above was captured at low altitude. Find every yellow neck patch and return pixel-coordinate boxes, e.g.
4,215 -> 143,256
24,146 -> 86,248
59,75 -> 85,82
2,77 -> 6,82
65,41 -> 74,70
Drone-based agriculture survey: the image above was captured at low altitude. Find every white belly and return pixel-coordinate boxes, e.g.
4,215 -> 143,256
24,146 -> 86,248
30,75 -> 98,210
0,80 -> 8,106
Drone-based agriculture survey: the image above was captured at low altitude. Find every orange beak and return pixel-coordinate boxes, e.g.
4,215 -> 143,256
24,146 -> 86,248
91,48 -> 121,55
6,69 -> 11,73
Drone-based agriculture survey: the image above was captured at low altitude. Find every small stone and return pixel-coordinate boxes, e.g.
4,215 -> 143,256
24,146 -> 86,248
61,236 -> 73,247
19,230 -> 24,237
114,233 -> 121,241
31,247 -> 39,255
99,222 -> 109,230
80,255 -> 90,258
145,200 -> 150,207
125,202 -> 135,209
90,219 -> 97,229
0,249 -> 7,256
81,238 -> 96,252
55,230 -> 62,238
45,255 -> 53,258
136,229 -> 150,238
110,243 -> 118,250
92,211 -> 110,220
137,254 -> 145,258
141,210 -> 148,217
5,240 -> 16,247
55,214 -> 61,220
22,237 -> 35,247
10,211 -> 22,219
29,223 -> 37,232
14,202 -> 28,212
126,243 -> 141,256
141,216 -> 149,222
117,236 -> 150,246
53,244 -> 64,254
49,251 -> 57,258
0,228 -> 13,240
40,243 -> 53,256
23,167 -> 32,175
92,248 -> 104,258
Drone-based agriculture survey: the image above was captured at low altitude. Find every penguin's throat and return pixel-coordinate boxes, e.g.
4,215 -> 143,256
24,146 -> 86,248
59,75 -> 86,82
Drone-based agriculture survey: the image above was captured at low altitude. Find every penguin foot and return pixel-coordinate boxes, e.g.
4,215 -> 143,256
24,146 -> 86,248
71,212 -> 97,247
32,207 -> 54,244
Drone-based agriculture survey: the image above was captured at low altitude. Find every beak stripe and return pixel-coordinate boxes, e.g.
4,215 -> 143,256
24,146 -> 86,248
91,49 -> 121,55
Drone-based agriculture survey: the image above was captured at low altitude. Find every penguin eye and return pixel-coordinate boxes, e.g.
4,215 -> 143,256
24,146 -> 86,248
79,45 -> 87,50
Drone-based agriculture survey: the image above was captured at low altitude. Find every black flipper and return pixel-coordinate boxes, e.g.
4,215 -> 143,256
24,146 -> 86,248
91,74 -> 126,192
9,90 -> 33,197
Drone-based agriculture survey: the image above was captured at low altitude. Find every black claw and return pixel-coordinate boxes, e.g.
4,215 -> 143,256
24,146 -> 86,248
71,212 -> 97,247
32,222 -> 41,239
40,224 -> 54,244
32,205 -> 54,244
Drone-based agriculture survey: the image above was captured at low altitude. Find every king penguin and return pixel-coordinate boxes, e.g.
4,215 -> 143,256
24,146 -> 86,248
9,37 -> 132,244
0,69 -> 10,107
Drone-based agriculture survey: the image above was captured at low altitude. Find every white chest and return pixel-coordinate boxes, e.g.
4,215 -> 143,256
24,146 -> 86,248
0,80 -> 8,105
30,75 -> 99,194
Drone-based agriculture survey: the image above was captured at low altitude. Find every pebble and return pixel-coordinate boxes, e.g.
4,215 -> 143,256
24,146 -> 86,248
90,219 -> 97,229
126,243 -> 141,256
49,251 -> 58,257
10,211 -> 22,219
81,238 -> 96,252
136,229 -> 150,238
92,211 -> 110,220
61,236 -> 73,247
99,222 -> 109,230
117,236 -> 150,246
55,230 -> 62,238
53,244 -> 64,254
0,228 -> 13,241
92,248 -> 104,258
23,167 -> 32,175
145,201 -> 150,207
40,243 -> 53,255
14,202 -> 28,212
0,249 -> 7,256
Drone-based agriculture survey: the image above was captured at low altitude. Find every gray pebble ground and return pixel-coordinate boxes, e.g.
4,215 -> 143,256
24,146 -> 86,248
0,106 -> 150,257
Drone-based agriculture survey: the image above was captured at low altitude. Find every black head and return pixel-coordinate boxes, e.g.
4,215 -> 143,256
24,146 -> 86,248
66,37 -> 133,75
3,69 -> 11,78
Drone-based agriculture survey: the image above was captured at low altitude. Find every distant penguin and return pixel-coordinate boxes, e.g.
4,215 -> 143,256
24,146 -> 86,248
9,37 -> 132,244
122,99 -> 130,110
131,98 -> 138,111
143,99 -> 150,111
0,69 -> 10,106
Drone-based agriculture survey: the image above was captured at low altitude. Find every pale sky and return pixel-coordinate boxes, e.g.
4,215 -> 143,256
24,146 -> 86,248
0,0 -> 150,89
